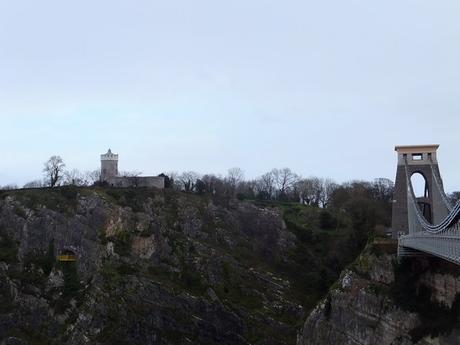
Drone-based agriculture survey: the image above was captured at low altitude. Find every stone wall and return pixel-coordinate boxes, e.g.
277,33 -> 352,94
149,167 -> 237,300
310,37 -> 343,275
101,160 -> 118,181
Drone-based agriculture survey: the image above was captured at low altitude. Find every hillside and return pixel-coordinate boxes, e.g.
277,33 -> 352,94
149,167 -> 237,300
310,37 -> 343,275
0,186 -> 372,345
297,240 -> 460,344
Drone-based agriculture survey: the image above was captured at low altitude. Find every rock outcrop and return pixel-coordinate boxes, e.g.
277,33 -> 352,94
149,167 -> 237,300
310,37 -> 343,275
297,241 -> 460,345
0,187 -> 307,345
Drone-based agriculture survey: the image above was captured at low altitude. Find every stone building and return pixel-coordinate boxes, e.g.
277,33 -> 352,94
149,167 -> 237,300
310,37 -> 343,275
100,149 -> 164,189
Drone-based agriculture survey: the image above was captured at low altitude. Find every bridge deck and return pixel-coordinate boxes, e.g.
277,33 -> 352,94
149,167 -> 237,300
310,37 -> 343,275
399,235 -> 460,265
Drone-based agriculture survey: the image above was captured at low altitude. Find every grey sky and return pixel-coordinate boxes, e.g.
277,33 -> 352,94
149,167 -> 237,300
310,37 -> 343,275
1,0 -> 459,191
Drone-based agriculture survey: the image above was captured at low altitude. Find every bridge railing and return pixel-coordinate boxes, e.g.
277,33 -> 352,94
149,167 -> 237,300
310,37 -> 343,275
399,225 -> 460,264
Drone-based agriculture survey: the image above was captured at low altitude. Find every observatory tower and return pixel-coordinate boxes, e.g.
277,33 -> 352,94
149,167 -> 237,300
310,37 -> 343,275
101,149 -> 119,181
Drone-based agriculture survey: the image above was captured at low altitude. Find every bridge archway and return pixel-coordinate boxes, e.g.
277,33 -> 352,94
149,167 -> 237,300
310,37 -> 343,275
410,172 -> 432,224
411,172 -> 429,198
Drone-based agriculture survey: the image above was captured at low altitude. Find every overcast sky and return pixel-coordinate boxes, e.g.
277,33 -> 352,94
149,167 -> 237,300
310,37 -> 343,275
0,0 -> 459,191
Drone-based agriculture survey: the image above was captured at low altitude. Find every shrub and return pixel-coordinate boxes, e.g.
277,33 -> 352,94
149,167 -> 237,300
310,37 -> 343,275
0,232 -> 18,263
181,265 -> 206,294
114,230 -> 132,256
391,258 -> 460,341
59,185 -> 79,200
319,210 -> 338,230
62,262 -> 80,298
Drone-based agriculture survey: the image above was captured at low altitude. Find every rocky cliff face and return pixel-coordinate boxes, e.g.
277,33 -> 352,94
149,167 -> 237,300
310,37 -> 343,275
0,187 -> 309,345
297,242 -> 460,345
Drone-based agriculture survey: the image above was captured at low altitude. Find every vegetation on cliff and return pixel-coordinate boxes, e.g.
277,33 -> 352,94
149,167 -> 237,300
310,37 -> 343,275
391,258 -> 460,341
0,182 -> 391,345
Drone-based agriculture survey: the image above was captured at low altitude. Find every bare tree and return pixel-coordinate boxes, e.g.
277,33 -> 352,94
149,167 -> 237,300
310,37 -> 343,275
178,171 -> 200,192
295,179 -> 309,204
319,178 -> 339,208
255,172 -> 276,200
449,191 -> 460,205
85,170 -> 101,185
236,180 -> 257,199
272,168 -> 299,200
43,156 -> 66,187
296,177 -> 323,206
201,174 -> 225,194
372,178 -> 394,202
165,171 -> 182,191
226,167 -> 244,195
64,169 -> 87,186
166,171 -> 179,181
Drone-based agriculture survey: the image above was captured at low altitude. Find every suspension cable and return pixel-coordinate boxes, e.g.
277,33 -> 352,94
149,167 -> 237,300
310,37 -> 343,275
404,158 -> 460,233
429,157 -> 453,212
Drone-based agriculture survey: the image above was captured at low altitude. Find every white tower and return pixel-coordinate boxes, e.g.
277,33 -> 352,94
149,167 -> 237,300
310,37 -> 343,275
101,149 -> 119,182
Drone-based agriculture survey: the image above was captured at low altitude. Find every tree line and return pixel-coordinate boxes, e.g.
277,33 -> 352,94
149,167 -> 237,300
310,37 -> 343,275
0,155 -> 411,213
0,156 -> 396,204
166,168 -> 398,215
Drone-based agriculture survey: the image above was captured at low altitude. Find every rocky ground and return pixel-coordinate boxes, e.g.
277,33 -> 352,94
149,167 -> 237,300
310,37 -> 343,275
297,241 -> 460,345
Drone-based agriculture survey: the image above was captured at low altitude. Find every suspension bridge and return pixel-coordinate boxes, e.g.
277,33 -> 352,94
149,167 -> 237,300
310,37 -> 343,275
392,145 -> 460,264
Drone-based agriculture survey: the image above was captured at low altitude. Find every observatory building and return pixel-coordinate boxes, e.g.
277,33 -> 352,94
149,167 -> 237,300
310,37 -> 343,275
100,149 -> 164,189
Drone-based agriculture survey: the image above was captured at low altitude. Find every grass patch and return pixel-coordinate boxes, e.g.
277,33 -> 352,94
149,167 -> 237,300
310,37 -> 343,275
11,186 -> 80,215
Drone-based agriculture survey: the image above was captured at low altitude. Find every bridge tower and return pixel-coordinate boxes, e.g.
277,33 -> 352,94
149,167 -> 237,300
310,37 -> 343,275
391,145 -> 448,238
101,149 -> 119,182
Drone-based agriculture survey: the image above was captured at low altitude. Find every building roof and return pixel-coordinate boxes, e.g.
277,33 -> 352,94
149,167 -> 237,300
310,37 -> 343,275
394,145 -> 439,154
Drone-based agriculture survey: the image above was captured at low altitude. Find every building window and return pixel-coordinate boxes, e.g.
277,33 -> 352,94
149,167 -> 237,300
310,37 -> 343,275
412,153 -> 423,161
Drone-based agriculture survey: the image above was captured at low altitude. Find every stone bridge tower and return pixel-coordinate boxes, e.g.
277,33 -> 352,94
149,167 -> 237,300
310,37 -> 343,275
101,149 -> 119,182
391,145 -> 447,238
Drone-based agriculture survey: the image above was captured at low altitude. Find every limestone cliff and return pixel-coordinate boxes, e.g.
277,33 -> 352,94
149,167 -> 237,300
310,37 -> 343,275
297,241 -> 460,345
0,187 -> 313,345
